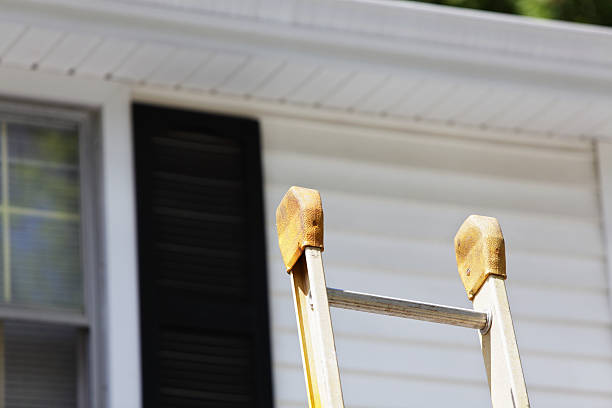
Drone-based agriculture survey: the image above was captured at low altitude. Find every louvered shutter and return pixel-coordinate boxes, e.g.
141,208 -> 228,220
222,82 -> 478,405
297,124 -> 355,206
133,104 -> 273,408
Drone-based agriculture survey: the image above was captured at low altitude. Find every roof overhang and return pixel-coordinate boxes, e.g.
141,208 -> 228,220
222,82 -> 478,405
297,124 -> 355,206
1,0 -> 612,141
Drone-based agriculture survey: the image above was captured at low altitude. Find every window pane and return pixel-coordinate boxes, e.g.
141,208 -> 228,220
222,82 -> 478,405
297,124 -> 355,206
0,122 -> 82,311
7,124 -> 78,165
8,124 -> 79,213
10,216 -> 81,310
4,321 -> 78,408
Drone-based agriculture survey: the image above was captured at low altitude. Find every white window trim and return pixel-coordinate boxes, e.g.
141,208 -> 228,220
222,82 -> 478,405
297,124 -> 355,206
596,142 -> 612,317
0,66 -> 141,408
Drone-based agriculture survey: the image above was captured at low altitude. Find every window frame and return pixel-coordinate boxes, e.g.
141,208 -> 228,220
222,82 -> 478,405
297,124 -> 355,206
0,98 -> 102,408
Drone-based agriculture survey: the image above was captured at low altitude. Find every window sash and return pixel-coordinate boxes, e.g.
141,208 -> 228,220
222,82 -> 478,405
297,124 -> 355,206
0,100 -> 101,408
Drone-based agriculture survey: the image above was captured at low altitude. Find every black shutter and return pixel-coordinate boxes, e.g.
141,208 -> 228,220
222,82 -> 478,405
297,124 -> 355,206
133,104 -> 273,408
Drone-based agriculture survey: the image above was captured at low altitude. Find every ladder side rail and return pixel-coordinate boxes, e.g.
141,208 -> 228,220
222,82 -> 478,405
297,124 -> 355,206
473,276 -> 529,408
455,215 -> 530,408
277,187 -> 345,408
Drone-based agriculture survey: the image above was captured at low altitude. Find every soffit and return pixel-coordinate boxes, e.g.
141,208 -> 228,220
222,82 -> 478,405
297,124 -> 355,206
0,0 -> 612,140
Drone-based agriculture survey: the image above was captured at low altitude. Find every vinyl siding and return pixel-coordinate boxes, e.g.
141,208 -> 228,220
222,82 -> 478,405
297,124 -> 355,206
262,117 -> 612,408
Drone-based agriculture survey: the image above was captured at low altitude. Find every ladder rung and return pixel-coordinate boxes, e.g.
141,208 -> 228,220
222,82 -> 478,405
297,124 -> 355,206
327,287 -> 490,331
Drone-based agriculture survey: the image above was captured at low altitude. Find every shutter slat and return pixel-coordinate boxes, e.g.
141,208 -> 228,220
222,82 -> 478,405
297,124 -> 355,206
134,104 -> 272,407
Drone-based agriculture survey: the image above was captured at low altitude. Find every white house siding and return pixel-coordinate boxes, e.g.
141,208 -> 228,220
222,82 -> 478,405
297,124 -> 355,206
262,117 -> 612,408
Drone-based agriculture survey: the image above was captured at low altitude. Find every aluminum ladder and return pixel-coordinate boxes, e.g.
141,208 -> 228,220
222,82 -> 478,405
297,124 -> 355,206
275,186 -> 529,408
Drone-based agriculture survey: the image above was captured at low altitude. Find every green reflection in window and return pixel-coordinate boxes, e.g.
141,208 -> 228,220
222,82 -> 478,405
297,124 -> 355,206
0,121 -> 82,311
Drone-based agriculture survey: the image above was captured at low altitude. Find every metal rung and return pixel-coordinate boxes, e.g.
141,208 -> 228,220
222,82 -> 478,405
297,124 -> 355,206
327,287 -> 490,332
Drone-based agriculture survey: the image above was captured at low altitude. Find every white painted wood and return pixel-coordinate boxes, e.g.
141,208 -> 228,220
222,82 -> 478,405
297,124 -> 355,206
39,33 -> 101,73
322,71 -> 388,109
77,38 -> 138,77
551,99 -> 612,136
134,84 -> 598,151
272,259 -> 609,325
387,78 -> 456,118
428,83 -> 491,122
3,0 -> 612,141
488,92 -> 555,130
146,48 -> 211,87
460,86 -> 526,126
473,277 -> 530,407
596,141 -> 612,319
262,118 -> 595,185
353,75 -> 422,114
263,116 -> 611,407
256,0 -> 296,22
274,231 -> 606,291
182,52 -> 247,91
0,67 -> 141,408
264,151 -> 598,218
101,87 -> 142,408
2,27 -> 63,68
274,364 -> 612,408
113,43 -> 174,82
274,330 -> 612,394
519,95 -> 590,133
594,117 -> 612,139
218,56 -> 283,95
252,60 -> 319,100
0,22 -> 26,57
288,68 -> 352,105
271,296 -> 612,359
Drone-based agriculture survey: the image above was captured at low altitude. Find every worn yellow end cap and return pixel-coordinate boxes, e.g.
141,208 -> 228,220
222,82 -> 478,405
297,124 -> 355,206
455,215 -> 506,300
276,186 -> 324,272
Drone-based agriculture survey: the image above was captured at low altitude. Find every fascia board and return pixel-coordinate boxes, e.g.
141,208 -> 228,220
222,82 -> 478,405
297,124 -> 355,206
4,0 -> 612,86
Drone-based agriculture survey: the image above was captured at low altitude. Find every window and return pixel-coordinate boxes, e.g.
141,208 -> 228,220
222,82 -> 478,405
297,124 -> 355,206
0,101 -> 100,408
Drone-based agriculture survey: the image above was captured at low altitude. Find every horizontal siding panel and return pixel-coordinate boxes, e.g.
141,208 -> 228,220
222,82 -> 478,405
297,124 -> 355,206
273,332 -> 612,394
262,118 -> 594,185
269,297 -> 612,359
266,187 -> 603,257
265,229 -> 606,291
273,365 -> 612,408
264,151 -> 599,218
268,264 -> 609,324
263,116 -> 609,406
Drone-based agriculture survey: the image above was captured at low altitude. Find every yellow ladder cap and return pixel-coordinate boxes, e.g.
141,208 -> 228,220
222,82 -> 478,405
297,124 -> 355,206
455,215 -> 506,300
276,186 -> 324,272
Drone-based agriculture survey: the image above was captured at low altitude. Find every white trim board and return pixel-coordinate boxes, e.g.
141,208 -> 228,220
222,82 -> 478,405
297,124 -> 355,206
0,67 -> 141,408
597,142 -> 612,315
0,0 -> 612,142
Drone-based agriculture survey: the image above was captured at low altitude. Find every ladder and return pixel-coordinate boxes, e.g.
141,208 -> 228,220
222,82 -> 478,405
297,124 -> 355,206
275,186 -> 530,408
